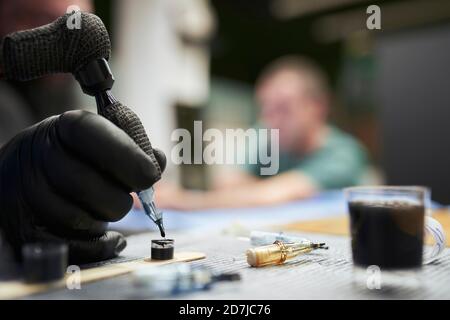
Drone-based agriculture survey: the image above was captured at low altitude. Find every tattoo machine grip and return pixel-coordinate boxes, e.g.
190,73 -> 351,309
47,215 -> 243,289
98,101 -> 161,178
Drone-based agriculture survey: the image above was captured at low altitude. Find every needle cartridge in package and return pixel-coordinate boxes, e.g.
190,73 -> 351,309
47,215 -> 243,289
246,240 -> 328,267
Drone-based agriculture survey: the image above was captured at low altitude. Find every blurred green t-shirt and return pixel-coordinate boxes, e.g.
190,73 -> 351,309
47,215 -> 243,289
245,126 -> 368,190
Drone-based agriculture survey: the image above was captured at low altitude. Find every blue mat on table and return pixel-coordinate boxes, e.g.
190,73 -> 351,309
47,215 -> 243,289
110,190 -> 349,233
110,190 -> 446,233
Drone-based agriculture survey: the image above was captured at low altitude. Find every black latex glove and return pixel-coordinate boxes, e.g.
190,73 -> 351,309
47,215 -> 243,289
0,110 -> 166,264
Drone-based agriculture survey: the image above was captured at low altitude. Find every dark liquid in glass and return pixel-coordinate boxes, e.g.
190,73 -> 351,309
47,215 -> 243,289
349,201 -> 424,269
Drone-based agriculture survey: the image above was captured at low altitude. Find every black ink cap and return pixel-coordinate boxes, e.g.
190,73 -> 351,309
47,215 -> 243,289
151,239 -> 174,260
22,242 -> 68,283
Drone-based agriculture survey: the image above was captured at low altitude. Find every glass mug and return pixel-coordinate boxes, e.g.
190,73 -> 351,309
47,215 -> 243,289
344,186 -> 446,288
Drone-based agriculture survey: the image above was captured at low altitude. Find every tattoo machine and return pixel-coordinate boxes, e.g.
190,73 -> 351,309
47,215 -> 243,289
0,12 -> 166,237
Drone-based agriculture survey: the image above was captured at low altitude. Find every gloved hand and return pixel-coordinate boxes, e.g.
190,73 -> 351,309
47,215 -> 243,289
0,110 -> 166,264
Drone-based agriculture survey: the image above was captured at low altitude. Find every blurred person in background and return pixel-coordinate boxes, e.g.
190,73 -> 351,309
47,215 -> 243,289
157,56 -> 369,210
0,0 -> 92,146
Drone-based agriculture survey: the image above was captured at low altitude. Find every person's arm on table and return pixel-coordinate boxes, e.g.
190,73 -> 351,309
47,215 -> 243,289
156,131 -> 368,211
211,169 -> 260,190
156,171 -> 318,210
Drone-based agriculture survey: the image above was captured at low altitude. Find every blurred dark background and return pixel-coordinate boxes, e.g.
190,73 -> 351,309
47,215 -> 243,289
2,0 -> 449,203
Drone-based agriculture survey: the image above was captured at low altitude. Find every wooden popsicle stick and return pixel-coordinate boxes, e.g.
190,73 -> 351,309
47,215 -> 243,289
0,251 -> 206,300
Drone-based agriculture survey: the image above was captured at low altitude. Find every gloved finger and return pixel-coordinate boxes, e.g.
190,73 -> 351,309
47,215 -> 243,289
153,148 -> 167,173
17,228 -> 126,265
57,110 -> 160,191
67,231 -> 127,264
42,131 -> 133,222
25,158 -> 107,237
29,186 -> 108,239
20,122 -> 109,237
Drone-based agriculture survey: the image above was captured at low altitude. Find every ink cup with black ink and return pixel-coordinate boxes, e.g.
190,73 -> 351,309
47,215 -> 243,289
22,242 -> 68,283
151,239 -> 174,260
344,186 -> 445,291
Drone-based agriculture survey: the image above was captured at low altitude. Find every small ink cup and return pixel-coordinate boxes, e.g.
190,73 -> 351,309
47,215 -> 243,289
22,242 -> 68,283
151,239 -> 174,260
